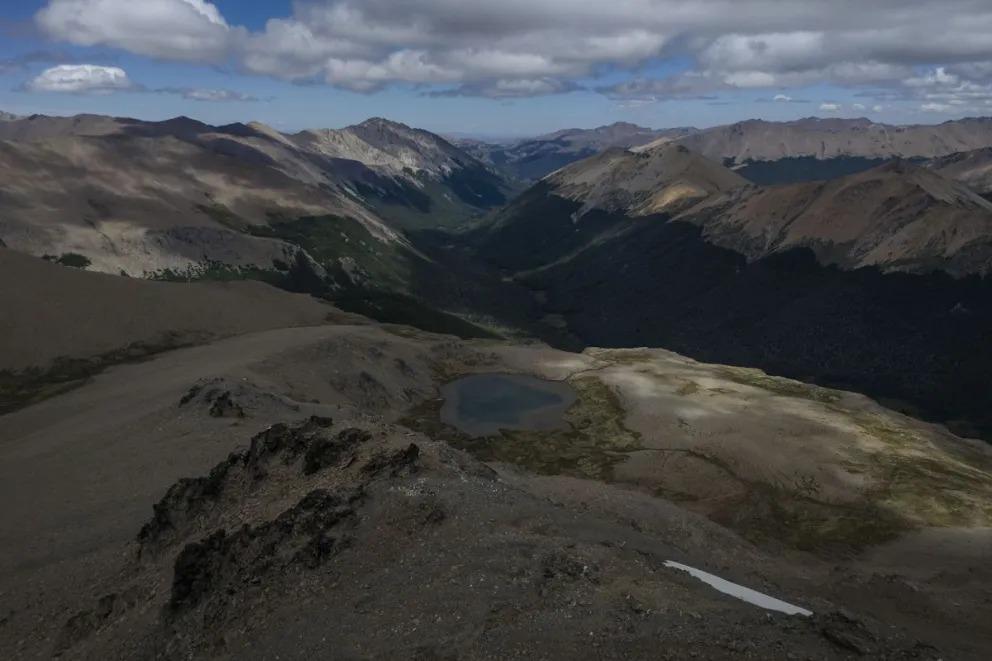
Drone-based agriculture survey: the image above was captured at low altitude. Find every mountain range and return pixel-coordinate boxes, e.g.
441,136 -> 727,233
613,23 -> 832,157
457,121 -> 697,181
474,138 -> 992,440
4,109 -> 992,659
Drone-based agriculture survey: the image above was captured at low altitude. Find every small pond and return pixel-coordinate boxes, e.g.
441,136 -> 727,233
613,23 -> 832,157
440,373 -> 577,437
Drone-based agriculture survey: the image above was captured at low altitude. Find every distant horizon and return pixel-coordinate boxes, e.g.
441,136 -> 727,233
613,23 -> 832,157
3,105 -> 990,142
2,2 -> 992,135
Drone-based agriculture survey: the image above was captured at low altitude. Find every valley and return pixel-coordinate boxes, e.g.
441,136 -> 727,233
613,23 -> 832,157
2,109 -> 992,659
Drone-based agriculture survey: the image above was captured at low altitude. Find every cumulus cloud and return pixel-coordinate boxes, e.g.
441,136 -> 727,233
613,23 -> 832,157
819,102 -> 841,112
37,0 -> 235,62
30,0 -> 992,101
22,62 -> 257,102
26,64 -> 134,93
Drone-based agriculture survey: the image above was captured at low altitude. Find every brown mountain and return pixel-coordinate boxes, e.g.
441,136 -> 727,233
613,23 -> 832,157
475,145 -> 992,441
460,122 -> 698,181
925,147 -> 992,198
676,116 -> 992,165
0,112 -> 512,291
546,143 -> 747,217
683,160 -> 992,276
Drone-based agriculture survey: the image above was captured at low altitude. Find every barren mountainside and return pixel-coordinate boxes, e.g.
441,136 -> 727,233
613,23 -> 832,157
683,160 -> 992,276
547,143 -> 748,217
676,116 -> 992,164
926,146 -> 992,197
461,122 -> 698,181
0,112 -> 511,284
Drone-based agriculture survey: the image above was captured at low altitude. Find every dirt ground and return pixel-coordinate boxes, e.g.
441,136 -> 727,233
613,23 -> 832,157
1,319 -> 989,659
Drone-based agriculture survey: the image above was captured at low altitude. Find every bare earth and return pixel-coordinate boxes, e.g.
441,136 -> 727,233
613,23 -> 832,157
0,310 -> 990,658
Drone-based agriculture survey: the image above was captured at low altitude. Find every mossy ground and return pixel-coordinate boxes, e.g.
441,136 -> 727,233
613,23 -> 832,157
404,359 -> 992,555
850,412 -> 992,529
718,366 -> 842,404
402,376 -> 641,482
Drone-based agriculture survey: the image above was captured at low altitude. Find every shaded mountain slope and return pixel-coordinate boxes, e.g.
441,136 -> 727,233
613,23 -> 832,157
475,149 -> 992,439
0,249 -> 340,372
926,146 -> 992,198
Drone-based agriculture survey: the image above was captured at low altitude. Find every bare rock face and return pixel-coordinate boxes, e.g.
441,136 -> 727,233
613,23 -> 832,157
136,416 -> 371,552
167,487 -> 362,613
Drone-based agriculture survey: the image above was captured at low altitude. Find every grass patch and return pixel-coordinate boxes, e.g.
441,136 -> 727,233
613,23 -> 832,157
717,484 -> 909,553
403,376 -> 640,482
718,366 -> 842,404
42,253 -> 92,269
852,412 -> 992,528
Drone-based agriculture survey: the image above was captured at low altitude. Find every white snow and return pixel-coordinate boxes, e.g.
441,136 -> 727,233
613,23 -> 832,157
664,561 -> 813,617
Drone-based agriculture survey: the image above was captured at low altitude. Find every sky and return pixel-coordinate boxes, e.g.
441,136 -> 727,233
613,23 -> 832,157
2,0 -> 992,137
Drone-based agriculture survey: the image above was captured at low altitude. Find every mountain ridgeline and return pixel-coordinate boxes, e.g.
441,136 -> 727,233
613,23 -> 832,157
473,140 -> 992,440
3,110 -> 992,439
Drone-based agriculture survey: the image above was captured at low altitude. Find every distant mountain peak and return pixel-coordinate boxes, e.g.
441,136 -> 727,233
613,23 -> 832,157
356,116 -> 413,131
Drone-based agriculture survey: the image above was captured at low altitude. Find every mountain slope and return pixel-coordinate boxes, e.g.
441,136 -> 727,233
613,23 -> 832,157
477,143 -> 746,273
925,147 -> 992,198
290,117 -> 511,227
684,160 -> 992,276
463,122 -> 698,181
0,113 -> 520,298
676,117 -> 992,165
548,143 -> 748,217
0,248 -> 339,372
475,146 -> 992,439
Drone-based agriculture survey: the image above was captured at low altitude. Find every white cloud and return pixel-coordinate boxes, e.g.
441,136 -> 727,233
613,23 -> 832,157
773,94 -> 792,102
819,102 -> 841,112
921,102 -> 954,112
31,0 -> 992,100
873,104 -> 884,112
37,0 -> 234,62
26,64 -> 133,93
852,102 -> 866,110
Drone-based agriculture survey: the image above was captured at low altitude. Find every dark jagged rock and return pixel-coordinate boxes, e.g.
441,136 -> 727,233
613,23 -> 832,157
168,488 -> 361,614
208,391 -> 244,418
816,610 -> 878,656
303,428 -> 370,475
137,455 -> 241,551
138,418 -> 372,553
361,443 -> 420,477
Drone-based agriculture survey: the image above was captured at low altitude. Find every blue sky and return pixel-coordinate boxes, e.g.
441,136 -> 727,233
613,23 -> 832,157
2,1 -> 991,137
